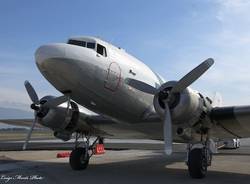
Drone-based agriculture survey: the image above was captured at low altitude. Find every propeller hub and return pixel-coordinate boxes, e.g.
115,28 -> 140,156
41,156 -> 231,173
30,103 -> 40,111
158,86 -> 180,109
159,90 -> 169,100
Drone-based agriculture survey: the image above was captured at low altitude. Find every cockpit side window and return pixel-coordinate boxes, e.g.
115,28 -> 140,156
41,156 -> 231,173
87,42 -> 95,49
97,44 -> 107,57
68,39 -> 86,47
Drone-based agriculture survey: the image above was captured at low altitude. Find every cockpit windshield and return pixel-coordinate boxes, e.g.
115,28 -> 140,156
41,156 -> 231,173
67,39 -> 107,57
67,39 -> 95,50
87,42 -> 95,49
68,39 -> 86,47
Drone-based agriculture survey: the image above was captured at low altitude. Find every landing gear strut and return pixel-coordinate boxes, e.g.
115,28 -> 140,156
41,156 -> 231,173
69,133 -> 103,170
186,139 -> 215,178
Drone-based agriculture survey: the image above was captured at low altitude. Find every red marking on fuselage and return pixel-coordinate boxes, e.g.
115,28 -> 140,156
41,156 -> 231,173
104,62 -> 121,92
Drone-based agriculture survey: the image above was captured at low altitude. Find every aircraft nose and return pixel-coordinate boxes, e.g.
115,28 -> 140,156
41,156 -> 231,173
35,43 -> 66,66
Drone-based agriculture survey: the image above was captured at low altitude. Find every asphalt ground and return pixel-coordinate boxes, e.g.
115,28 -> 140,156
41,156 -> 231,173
0,139 -> 250,184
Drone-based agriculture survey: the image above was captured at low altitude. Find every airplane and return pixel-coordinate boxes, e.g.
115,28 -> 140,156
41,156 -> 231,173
18,36 -> 250,178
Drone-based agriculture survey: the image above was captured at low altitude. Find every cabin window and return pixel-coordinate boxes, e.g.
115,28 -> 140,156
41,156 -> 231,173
87,42 -> 95,49
68,39 -> 86,47
97,44 -> 107,57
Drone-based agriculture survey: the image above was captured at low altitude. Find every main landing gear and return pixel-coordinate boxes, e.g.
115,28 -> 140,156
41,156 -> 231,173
186,139 -> 216,178
69,133 -> 104,170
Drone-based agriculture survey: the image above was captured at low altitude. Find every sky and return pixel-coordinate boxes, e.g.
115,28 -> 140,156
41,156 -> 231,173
0,0 -> 250,111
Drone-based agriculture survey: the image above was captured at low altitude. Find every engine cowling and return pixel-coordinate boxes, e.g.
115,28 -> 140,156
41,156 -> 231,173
36,96 -> 79,140
153,81 -> 211,127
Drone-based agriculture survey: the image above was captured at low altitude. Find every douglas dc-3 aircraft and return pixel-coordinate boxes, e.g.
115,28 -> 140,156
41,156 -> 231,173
19,36 -> 250,178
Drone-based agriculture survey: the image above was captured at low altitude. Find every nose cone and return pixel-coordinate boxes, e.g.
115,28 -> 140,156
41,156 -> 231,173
34,42 -> 96,94
35,43 -> 66,67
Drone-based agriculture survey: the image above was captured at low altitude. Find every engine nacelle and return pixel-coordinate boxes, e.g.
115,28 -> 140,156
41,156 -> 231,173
153,81 -> 211,126
54,131 -> 72,141
37,96 -> 79,137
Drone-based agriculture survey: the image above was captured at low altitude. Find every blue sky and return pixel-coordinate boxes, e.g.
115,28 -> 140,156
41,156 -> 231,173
0,0 -> 250,111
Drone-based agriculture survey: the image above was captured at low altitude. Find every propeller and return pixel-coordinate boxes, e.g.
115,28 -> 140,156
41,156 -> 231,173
127,58 -> 214,155
163,103 -> 172,155
43,95 -> 68,108
22,113 -> 37,150
161,58 -> 214,155
170,58 -> 214,94
24,80 -> 39,105
23,80 -> 68,150
126,78 -> 157,95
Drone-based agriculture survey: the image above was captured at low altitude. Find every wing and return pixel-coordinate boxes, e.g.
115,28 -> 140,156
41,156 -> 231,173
211,105 -> 250,138
0,119 -> 43,128
0,113 -> 148,141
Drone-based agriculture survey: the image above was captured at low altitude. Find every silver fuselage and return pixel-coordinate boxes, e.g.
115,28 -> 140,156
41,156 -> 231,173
35,37 -> 250,141
36,41 -> 160,124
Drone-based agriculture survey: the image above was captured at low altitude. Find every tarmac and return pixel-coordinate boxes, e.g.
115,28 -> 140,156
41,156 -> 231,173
0,139 -> 250,184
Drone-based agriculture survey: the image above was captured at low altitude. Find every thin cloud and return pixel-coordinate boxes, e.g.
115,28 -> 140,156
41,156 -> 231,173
0,87 -> 31,111
196,0 -> 250,105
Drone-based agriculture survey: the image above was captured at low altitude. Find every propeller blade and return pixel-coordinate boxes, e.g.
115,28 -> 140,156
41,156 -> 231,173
126,78 -> 157,95
22,114 -> 37,150
163,103 -> 172,155
171,58 -> 214,94
43,95 -> 68,108
24,80 -> 39,104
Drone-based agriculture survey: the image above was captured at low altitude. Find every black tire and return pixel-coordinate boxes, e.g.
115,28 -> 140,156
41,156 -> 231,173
70,147 -> 89,170
188,148 -> 207,179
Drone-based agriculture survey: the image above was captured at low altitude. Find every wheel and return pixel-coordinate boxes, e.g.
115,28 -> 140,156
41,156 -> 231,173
70,147 -> 89,170
188,148 -> 207,179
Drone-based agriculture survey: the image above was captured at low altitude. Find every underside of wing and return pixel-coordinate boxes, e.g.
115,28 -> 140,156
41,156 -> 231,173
211,105 -> 250,138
